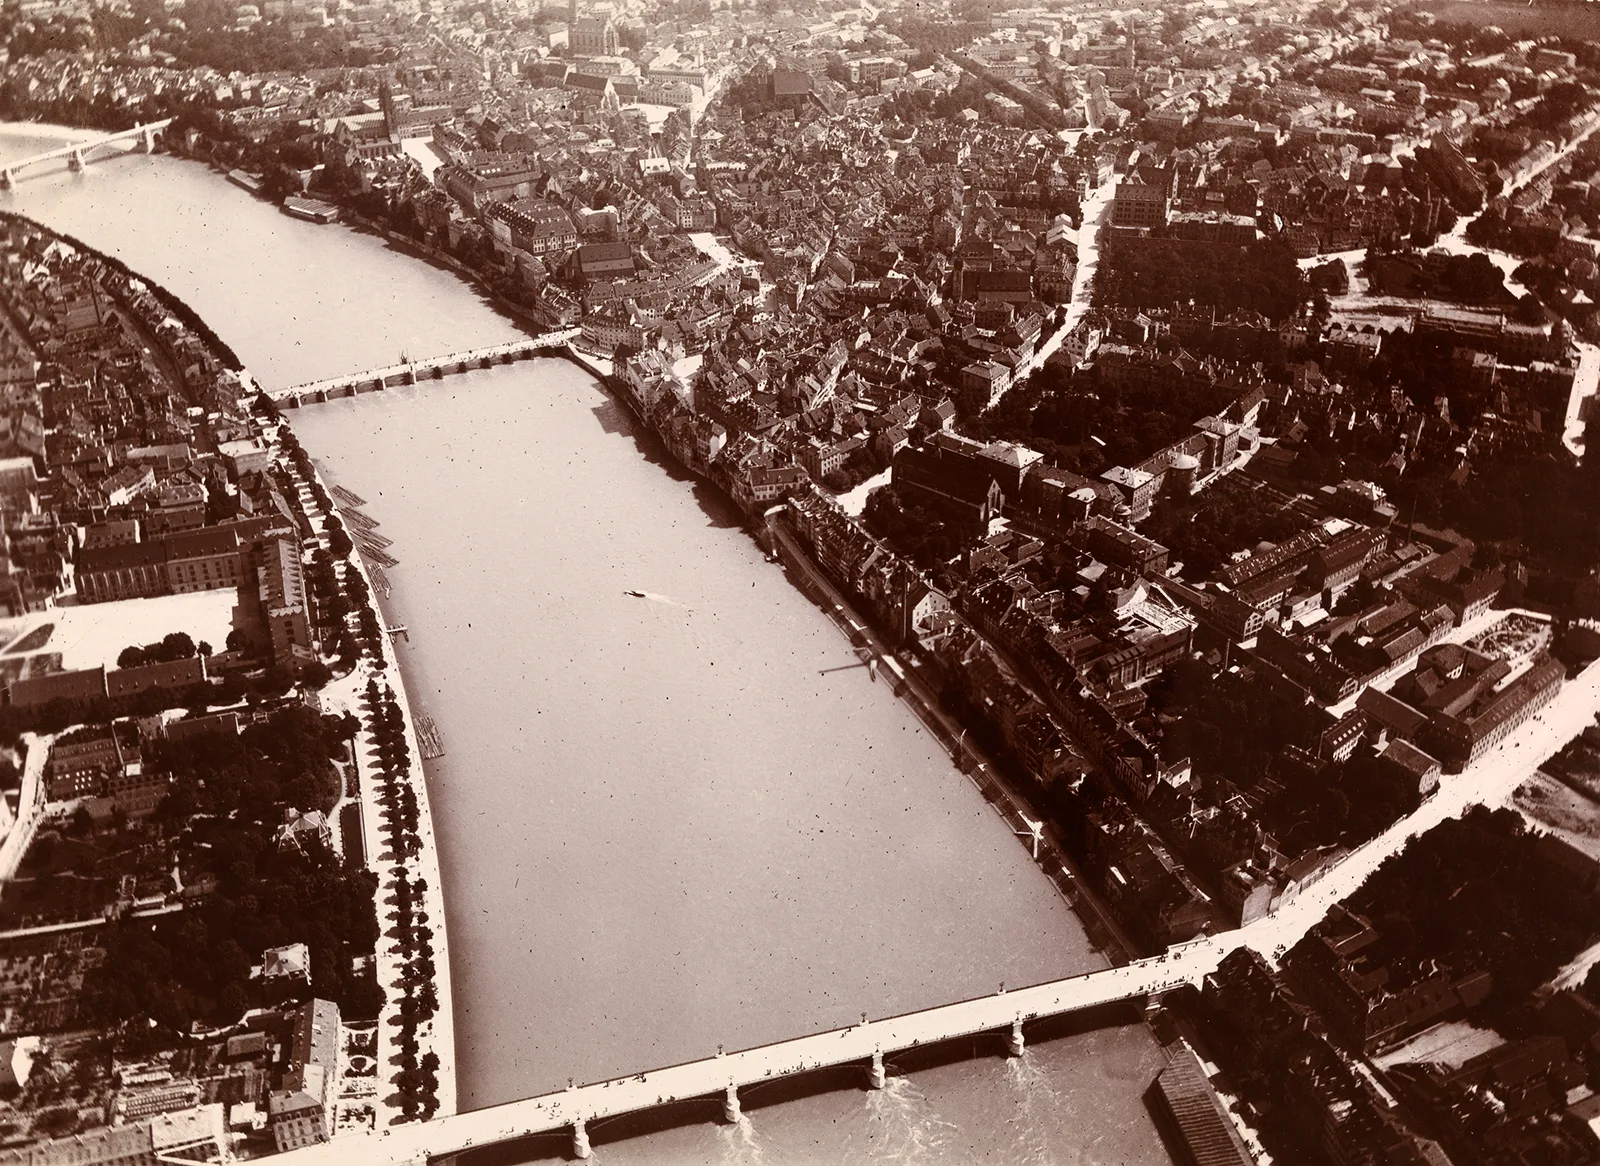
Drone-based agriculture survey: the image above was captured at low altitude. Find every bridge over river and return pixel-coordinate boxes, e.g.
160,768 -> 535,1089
0,120 -> 174,188
288,941 -> 1230,1163
272,647 -> 1600,1164
266,331 -> 582,406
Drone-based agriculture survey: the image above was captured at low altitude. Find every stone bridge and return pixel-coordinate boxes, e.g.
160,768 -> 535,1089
287,939 -> 1228,1163
265,332 -> 583,406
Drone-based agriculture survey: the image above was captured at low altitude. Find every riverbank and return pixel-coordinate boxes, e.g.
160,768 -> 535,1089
0,209 -> 246,371
268,418 -> 459,1123
0,183 -> 457,1120
763,511 -> 1140,964
321,206 -> 563,334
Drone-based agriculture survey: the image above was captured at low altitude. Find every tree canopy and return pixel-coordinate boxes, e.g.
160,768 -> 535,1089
1095,236 -> 1307,322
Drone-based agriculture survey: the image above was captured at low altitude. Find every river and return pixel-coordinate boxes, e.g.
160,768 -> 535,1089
1,126 -> 1173,1165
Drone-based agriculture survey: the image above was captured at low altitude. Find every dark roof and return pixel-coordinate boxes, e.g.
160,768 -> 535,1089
1380,739 -> 1440,777
77,540 -> 164,574
576,241 -> 633,262
772,69 -> 813,97
164,527 -> 240,562
8,667 -> 106,707
107,656 -> 204,698
1356,686 -> 1428,736
1150,1046 -> 1255,1166
893,446 -> 1003,510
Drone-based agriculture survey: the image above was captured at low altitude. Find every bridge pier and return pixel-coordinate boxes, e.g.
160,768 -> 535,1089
67,149 -> 84,172
722,1083 -> 740,1123
867,1050 -> 886,1090
572,1118 -> 591,1159
138,128 -> 154,153
0,170 -> 11,191
1006,1019 -> 1025,1057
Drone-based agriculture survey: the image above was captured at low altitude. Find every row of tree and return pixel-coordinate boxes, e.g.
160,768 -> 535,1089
364,680 -> 440,1122
273,409 -> 443,1119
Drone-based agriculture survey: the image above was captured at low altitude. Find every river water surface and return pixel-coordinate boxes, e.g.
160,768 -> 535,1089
1,127 -> 1173,1165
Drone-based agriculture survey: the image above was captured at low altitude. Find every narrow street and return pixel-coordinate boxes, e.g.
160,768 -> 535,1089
1565,339 -> 1597,457
0,733 -> 50,882
1018,176 -> 1116,379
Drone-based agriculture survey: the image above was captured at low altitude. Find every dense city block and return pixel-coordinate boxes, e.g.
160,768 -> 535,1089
0,0 -> 1599,1159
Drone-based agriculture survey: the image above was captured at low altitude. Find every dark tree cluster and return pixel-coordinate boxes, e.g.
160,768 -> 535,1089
154,704 -> 349,823
1284,390 -> 1599,579
1,6 -> 95,59
83,706 -> 379,1036
86,0 -> 387,74
1327,805 -> 1600,1027
883,15 -> 988,53
87,839 -> 381,1033
862,484 -> 963,573
117,632 -> 203,670
1362,249 -> 1511,304
1141,477 -> 1314,579
1147,658 -> 1325,799
1094,236 -> 1308,323
1138,657 -> 1418,864
1254,748 -> 1422,859
969,359 -> 1242,477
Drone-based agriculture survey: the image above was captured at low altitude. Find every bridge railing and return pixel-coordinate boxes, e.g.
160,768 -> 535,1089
473,958 -> 1183,1107
267,330 -> 584,399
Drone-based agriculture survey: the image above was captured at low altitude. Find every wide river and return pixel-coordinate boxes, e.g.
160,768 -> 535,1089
2,127 -> 1172,1165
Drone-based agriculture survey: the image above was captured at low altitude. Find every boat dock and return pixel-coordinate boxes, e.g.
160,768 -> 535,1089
333,494 -> 399,568
416,714 -> 445,760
